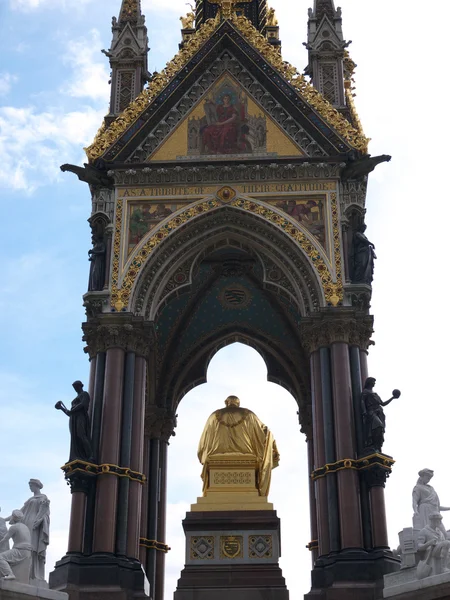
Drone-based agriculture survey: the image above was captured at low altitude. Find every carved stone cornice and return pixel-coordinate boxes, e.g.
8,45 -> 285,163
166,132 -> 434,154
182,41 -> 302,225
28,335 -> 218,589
300,308 -> 374,354
109,161 -> 343,186
82,314 -> 155,359
144,405 -> 177,441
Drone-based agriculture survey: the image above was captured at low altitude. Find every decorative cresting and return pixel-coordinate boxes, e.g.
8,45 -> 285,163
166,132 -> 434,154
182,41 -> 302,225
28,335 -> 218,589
85,14 -> 368,161
311,453 -> 395,483
111,194 -> 342,312
144,405 -> 177,441
300,308 -> 374,353
82,314 -> 155,358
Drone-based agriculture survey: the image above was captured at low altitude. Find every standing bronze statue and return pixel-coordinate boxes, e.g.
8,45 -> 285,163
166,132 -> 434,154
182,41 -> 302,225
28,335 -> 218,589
351,223 -> 376,284
88,234 -> 106,291
361,377 -> 401,452
55,381 -> 93,463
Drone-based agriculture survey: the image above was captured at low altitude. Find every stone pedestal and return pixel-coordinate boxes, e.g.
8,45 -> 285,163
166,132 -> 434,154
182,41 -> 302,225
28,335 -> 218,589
0,579 -> 67,600
304,550 -> 400,600
174,511 -> 289,600
384,568 -> 450,598
49,554 -> 147,600
191,455 -> 273,512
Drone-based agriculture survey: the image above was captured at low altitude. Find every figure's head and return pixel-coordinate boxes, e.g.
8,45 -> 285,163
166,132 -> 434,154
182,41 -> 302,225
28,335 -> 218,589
429,512 -> 443,527
359,223 -> 367,233
225,395 -> 240,408
364,377 -> 376,390
72,380 -> 84,393
29,479 -> 43,493
418,468 -> 434,484
222,94 -> 231,106
10,510 -> 24,525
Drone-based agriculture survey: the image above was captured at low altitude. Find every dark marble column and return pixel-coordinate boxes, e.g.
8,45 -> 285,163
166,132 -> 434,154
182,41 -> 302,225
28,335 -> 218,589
67,493 -> 86,554
127,355 -> 146,559
349,346 -> 372,550
116,351 -> 136,557
140,436 -> 150,566
370,485 -> 389,549
330,342 -> 363,550
307,437 -> 318,565
320,346 -> 340,553
93,347 -> 125,553
155,440 -> 168,600
146,438 -> 160,598
360,349 -> 369,385
310,350 -> 330,557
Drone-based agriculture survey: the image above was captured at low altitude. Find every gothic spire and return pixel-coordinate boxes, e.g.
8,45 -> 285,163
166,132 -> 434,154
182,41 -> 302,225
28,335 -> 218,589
103,0 -> 149,124
305,1 -> 349,112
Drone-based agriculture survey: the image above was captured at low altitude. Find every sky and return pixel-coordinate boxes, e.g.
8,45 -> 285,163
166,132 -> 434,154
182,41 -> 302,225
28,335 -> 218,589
1,0 -> 450,598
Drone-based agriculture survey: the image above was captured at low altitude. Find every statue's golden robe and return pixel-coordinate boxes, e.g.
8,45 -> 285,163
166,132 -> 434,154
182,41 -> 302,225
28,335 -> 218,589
198,406 -> 280,497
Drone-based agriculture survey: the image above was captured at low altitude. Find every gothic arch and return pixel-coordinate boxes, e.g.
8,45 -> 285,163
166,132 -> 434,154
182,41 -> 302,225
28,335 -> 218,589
130,201 -> 328,319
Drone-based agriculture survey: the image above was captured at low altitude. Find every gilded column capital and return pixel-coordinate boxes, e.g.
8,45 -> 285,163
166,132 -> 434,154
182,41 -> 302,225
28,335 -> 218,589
82,315 -> 155,359
300,309 -> 374,354
144,405 -> 177,442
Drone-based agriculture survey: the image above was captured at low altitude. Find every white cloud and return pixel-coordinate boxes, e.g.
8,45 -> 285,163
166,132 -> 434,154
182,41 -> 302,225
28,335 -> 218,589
0,104 -> 105,192
0,73 -> 18,97
62,30 -> 110,102
10,0 -> 93,11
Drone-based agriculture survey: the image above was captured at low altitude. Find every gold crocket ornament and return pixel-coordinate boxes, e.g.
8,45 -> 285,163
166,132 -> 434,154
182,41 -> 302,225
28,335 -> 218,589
208,0 -> 252,19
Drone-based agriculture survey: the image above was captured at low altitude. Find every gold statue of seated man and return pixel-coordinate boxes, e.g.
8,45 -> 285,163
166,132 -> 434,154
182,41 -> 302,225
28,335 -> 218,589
196,396 -> 279,509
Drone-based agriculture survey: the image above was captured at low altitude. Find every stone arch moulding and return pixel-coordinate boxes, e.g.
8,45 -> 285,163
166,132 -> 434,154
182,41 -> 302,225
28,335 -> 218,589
112,192 -> 343,314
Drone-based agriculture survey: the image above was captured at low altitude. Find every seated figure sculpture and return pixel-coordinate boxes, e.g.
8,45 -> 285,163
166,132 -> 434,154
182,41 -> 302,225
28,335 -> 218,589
195,395 -> 279,510
0,510 -> 32,582
0,509 -> 9,553
417,513 -> 450,579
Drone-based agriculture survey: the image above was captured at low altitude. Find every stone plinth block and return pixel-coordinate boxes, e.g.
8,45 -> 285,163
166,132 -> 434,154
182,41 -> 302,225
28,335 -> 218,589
174,511 -> 289,600
384,568 -> 450,598
49,554 -> 146,600
0,579 -> 67,600
305,549 -> 400,600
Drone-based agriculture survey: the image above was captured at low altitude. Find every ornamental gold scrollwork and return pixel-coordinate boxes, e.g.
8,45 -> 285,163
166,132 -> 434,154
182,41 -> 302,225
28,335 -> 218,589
110,196 -> 343,311
85,12 -> 368,162
111,199 -> 221,311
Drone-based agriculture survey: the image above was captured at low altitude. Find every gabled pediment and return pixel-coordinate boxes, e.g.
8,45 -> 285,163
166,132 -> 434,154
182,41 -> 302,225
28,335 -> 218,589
86,16 -> 368,164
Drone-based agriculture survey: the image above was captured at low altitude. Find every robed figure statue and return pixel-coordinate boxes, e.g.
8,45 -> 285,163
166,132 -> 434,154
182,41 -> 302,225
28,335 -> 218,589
198,395 -> 280,497
55,381 -> 94,463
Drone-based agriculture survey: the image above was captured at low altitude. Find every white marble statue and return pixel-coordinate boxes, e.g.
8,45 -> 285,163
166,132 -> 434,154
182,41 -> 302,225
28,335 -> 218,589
413,468 -> 450,532
0,510 -> 32,581
0,508 -> 9,552
417,513 -> 450,579
5,479 -> 50,584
